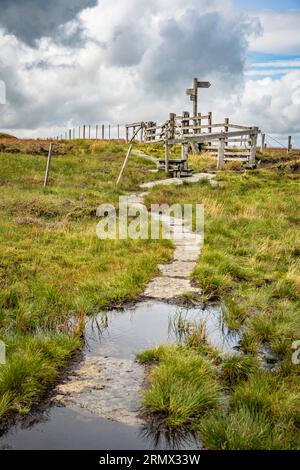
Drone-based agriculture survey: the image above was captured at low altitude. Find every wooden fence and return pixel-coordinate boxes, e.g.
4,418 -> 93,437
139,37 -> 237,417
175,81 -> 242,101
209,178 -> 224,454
48,113 -> 260,175
126,112 -> 259,172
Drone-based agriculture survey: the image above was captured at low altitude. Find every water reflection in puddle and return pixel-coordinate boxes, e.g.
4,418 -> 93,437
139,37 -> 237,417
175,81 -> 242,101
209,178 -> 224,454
0,300 -> 240,450
85,300 -> 240,359
0,407 -> 199,450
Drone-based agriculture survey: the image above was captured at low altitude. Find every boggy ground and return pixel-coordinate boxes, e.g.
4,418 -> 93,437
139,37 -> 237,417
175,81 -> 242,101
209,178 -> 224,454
1,137 -> 299,449
0,138 -> 173,421
138,149 -> 300,449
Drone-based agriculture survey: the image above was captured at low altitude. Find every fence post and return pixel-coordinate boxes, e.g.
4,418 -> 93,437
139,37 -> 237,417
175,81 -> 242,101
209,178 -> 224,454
88,125 -> 91,139
152,122 -> 157,141
224,118 -> 229,146
181,143 -> 188,169
287,136 -> 292,154
125,126 -> 129,143
96,125 -> 98,140
165,140 -> 169,176
182,111 -> 190,137
117,124 -> 120,139
217,138 -> 225,170
83,125 -> 86,139
197,112 -> 202,135
260,133 -> 265,153
102,124 -> 105,140
208,112 -> 212,147
250,128 -> 258,165
169,113 -> 176,140
43,143 -> 53,187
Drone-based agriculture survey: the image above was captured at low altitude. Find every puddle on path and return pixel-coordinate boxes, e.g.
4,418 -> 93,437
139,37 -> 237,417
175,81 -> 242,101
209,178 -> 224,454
84,300 -> 239,359
0,300 -> 240,450
0,407 -> 199,450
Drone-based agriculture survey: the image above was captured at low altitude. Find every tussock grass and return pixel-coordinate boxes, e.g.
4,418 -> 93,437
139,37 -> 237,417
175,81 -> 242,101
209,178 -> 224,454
143,158 -> 300,448
0,333 -> 80,417
0,140 -> 172,419
199,407 -> 286,450
136,345 -> 169,364
221,355 -> 259,386
145,169 -> 300,355
140,345 -> 220,428
230,371 -> 300,424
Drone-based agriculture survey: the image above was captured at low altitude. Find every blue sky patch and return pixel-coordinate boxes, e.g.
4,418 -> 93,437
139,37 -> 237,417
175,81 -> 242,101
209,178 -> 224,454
234,0 -> 300,10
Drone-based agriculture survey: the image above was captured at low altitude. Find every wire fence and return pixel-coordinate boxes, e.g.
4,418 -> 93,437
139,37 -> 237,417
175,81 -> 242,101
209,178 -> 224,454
49,124 -> 127,141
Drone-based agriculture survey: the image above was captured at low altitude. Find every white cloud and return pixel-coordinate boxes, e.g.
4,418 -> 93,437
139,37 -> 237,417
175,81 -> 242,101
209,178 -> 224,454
230,71 -> 300,145
249,11 -> 300,54
1,0 -> 299,146
0,0 -> 260,133
0,80 -> 6,104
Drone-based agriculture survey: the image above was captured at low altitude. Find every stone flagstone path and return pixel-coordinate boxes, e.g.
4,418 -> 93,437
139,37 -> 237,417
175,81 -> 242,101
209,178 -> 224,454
54,172 -> 216,425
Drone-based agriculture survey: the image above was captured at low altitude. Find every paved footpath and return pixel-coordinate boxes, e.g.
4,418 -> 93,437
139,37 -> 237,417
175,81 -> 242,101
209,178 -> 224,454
54,172 -> 216,425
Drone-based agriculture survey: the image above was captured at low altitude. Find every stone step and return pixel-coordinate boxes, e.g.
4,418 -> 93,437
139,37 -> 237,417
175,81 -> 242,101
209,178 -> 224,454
143,276 -> 200,299
158,261 -> 197,278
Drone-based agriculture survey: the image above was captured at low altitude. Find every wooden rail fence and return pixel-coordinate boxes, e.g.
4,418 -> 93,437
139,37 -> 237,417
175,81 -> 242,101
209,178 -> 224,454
126,112 -> 260,173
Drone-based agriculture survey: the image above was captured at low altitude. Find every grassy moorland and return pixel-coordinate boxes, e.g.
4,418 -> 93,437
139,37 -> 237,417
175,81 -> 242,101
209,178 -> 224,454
139,150 -> 300,449
0,138 -> 172,421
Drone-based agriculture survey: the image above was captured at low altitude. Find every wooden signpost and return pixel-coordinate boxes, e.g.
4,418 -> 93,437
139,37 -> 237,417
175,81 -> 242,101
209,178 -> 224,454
124,76 -> 261,174
186,78 -> 211,118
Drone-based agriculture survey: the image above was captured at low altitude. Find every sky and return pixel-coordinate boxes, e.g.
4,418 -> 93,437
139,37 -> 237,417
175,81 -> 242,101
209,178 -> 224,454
0,0 -> 299,147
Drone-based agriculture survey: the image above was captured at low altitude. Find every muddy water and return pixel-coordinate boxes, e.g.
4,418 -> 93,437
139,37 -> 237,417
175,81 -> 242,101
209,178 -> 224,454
0,301 -> 239,450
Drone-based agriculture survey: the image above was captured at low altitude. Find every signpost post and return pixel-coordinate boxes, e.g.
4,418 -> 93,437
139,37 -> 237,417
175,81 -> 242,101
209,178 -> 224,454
186,78 -> 211,117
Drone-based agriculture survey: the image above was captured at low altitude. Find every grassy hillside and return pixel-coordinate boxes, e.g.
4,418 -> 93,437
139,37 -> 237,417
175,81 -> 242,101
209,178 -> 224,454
0,133 -> 17,140
0,139 -> 172,421
140,154 -> 300,449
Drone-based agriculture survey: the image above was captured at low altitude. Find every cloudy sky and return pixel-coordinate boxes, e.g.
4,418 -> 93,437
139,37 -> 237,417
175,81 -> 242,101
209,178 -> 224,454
0,0 -> 299,146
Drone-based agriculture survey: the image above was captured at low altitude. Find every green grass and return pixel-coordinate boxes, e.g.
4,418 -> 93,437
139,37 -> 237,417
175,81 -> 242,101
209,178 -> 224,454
135,142 -> 182,160
140,155 -> 300,448
136,345 -> 169,364
0,133 -> 16,139
0,139 -> 172,420
2,142 -> 299,447
145,168 -> 300,356
139,345 -> 220,428
221,355 -> 259,386
198,407 -> 286,450
0,334 -> 80,417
